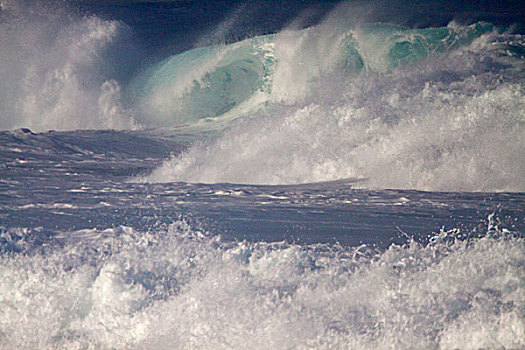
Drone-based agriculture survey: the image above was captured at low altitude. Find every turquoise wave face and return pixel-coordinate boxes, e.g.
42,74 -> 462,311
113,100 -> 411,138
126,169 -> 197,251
338,22 -> 497,72
130,36 -> 275,127
382,22 -> 495,67
130,21 -> 504,128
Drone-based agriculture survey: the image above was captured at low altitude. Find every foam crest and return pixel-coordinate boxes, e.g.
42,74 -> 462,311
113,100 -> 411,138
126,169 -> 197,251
0,2 -> 139,131
0,221 -> 523,349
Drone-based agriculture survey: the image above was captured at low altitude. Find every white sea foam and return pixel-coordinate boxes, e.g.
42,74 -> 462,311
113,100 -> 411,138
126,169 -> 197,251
0,221 -> 522,349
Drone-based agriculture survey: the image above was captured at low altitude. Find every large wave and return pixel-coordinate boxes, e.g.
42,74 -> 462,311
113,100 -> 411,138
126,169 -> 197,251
2,2 -> 524,191
141,18 -> 525,191
0,219 -> 523,349
129,20 -> 502,127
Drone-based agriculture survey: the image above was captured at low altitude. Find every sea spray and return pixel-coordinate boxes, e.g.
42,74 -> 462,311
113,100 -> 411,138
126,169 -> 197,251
0,1 -> 138,131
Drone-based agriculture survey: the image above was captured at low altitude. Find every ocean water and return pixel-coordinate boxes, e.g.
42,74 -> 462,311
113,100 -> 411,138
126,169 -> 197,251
0,1 -> 524,349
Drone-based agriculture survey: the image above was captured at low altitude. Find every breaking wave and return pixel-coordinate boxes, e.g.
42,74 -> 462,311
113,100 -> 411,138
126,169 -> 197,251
141,21 -> 525,191
130,21 -> 501,127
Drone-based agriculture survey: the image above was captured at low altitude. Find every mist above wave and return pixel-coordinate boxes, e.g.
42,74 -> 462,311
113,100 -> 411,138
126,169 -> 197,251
0,1 -> 139,131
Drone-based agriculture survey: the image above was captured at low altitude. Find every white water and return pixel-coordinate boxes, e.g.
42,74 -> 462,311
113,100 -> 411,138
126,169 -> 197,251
0,221 -> 523,349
